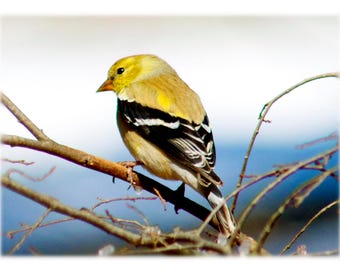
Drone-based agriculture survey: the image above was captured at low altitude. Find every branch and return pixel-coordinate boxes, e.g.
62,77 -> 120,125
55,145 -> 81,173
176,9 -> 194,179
8,209 -> 52,254
280,199 -> 340,255
1,174 -> 230,254
227,144 -> 338,250
231,72 -> 339,213
1,93 -> 50,141
253,166 -> 338,253
1,92 -> 219,231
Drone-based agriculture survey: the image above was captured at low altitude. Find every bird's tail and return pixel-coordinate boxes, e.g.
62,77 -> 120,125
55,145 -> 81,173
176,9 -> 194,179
204,184 -> 236,237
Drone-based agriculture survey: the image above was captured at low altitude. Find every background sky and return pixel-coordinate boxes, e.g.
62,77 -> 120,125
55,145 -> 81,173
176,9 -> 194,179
1,16 -> 338,155
1,4 -> 339,262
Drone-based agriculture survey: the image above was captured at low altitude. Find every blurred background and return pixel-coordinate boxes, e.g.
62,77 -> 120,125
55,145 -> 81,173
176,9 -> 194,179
1,15 -> 339,255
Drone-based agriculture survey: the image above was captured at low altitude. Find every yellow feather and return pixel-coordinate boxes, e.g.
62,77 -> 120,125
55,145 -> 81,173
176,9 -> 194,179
102,54 -> 205,123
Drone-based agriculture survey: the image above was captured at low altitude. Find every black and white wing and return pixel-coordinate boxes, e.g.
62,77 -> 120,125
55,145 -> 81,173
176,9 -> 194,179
118,99 -> 222,186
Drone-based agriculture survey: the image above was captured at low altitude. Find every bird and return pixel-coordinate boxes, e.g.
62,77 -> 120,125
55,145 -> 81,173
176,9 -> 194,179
97,54 -> 235,237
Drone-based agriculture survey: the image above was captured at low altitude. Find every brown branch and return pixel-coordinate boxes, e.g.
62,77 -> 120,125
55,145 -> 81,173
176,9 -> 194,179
1,92 -> 220,231
231,72 -> 339,214
1,92 -> 50,141
1,175 -> 231,254
1,174 -> 155,246
2,134 -> 219,231
6,196 -> 157,239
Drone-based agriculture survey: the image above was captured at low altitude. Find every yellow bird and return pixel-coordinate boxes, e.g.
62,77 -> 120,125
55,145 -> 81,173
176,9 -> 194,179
97,54 -> 235,237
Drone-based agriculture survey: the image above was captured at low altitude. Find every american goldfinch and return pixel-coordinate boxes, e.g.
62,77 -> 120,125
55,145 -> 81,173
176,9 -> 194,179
97,54 -> 235,237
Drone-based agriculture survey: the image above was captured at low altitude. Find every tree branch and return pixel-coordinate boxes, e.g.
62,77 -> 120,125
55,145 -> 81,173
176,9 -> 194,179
1,92 -> 220,231
1,92 -> 50,141
231,72 -> 339,214
1,174 -> 230,254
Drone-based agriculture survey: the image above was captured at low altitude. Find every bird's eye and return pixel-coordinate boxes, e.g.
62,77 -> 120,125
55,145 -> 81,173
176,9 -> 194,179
117,67 -> 125,75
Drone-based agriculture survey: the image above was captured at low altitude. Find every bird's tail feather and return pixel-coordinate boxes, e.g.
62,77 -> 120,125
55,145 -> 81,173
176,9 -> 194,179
206,185 -> 236,237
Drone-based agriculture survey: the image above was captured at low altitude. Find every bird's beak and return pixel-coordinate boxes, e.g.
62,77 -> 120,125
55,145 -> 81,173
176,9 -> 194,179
97,79 -> 114,92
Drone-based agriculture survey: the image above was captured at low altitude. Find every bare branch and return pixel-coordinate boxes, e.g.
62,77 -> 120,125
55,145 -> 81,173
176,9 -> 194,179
280,199 -> 340,255
227,144 -> 338,250
1,175 -> 232,254
2,134 -> 218,230
7,208 -> 52,254
1,174 -> 155,246
2,158 -> 35,166
253,166 -> 338,253
1,92 -> 50,141
2,70 -> 338,255
231,72 -> 339,213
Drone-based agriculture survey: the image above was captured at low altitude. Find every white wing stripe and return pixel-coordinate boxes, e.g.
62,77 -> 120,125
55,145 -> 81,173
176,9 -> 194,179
127,116 -> 180,129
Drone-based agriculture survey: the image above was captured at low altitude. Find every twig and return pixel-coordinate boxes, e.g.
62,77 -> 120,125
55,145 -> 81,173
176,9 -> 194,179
7,208 -> 52,254
126,203 -> 151,226
104,209 -> 146,232
227,144 -> 338,250
280,199 -> 340,255
253,166 -> 337,253
1,174 -> 155,245
295,131 -> 338,150
2,158 -> 35,166
5,217 -> 74,239
6,196 -> 157,239
196,143 -> 338,243
1,175 -> 231,254
90,196 -> 158,211
5,167 -> 56,182
231,72 -> 339,214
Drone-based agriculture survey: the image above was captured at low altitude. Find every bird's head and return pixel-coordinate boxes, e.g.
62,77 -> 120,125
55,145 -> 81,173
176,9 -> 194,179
97,54 -> 174,95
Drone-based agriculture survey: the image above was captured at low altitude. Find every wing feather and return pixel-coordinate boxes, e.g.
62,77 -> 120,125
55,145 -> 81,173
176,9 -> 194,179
118,99 -> 222,186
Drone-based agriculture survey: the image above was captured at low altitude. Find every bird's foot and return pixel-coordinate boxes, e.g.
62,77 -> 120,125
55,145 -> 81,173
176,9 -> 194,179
118,160 -> 142,186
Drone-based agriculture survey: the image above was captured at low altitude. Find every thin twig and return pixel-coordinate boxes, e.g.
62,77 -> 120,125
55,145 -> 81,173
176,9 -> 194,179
196,143 -> 338,241
2,158 -> 35,166
7,208 -> 52,254
90,196 -> 158,211
227,144 -> 338,250
5,167 -> 56,182
5,217 -> 74,239
253,166 -> 337,253
295,131 -> 338,150
2,174 -> 145,244
280,199 -> 340,255
231,72 -> 339,214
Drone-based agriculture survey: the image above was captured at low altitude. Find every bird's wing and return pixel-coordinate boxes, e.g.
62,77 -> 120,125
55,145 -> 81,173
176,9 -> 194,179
117,99 -> 222,186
